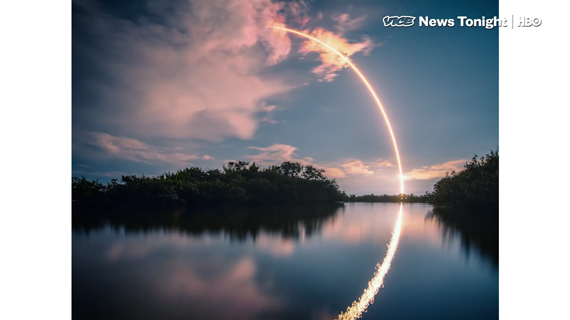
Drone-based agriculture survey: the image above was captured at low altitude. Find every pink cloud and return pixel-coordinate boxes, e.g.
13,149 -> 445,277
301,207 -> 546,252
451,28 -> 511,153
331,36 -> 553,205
246,144 -> 382,179
405,159 -> 468,180
86,132 -> 202,166
247,144 -> 298,163
247,144 -> 346,177
297,27 -> 375,82
376,159 -> 394,167
340,160 -> 374,176
76,0 -> 319,142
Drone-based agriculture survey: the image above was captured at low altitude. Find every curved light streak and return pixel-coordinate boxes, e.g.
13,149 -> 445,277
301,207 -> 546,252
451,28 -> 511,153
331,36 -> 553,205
269,26 -> 405,320
336,204 -> 403,320
269,26 -> 405,195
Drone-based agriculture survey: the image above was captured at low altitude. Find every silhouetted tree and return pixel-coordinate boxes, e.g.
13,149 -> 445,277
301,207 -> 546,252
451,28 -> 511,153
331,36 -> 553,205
428,150 -> 498,212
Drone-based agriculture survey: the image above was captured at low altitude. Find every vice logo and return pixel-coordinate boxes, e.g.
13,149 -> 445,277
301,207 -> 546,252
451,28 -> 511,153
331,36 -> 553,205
383,16 -> 416,27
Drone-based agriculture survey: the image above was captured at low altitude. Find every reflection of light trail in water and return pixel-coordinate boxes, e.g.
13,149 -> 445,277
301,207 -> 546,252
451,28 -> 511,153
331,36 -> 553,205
336,204 -> 403,320
269,26 -> 405,319
269,26 -> 405,195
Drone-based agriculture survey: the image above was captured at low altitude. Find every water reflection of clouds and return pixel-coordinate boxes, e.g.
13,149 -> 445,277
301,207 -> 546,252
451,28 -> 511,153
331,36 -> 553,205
400,208 -> 442,246
103,205 -> 442,264
74,204 -> 498,320
159,257 -> 281,319
320,204 -> 399,245
106,232 -> 212,262
103,232 -> 282,319
255,235 -> 295,257
106,228 -> 298,265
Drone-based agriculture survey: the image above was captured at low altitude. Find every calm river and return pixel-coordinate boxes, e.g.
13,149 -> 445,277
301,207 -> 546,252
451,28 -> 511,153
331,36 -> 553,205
72,203 -> 498,320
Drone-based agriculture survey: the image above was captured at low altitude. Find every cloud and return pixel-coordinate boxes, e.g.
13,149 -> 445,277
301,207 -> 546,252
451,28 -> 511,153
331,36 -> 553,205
405,159 -> 468,180
248,144 -> 298,164
316,11 -> 323,21
78,132 -> 202,166
246,144 -> 380,179
340,160 -> 373,176
332,13 -> 367,33
73,0 -> 317,142
260,104 -> 279,124
297,27 -> 374,82
247,144 -> 345,177
376,159 -> 394,167
287,0 -> 312,27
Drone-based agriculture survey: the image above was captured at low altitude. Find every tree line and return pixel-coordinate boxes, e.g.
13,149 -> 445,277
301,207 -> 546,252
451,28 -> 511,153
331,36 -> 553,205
73,150 -> 498,210
427,150 -> 498,212
345,193 -> 430,203
72,161 -> 347,209
344,150 -> 498,209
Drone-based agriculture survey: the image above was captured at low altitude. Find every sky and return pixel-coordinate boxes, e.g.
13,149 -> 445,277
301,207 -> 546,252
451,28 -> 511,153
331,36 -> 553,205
72,0 -> 498,195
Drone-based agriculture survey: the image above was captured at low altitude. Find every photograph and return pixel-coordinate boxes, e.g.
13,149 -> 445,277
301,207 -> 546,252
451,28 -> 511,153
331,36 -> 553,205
71,0 -> 500,319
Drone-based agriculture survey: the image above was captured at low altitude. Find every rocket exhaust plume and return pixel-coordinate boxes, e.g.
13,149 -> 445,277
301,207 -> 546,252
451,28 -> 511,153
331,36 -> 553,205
269,26 -> 405,195
269,26 -> 405,319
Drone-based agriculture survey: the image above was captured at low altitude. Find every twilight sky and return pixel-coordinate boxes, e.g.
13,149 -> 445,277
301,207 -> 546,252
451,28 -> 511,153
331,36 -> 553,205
72,0 -> 498,195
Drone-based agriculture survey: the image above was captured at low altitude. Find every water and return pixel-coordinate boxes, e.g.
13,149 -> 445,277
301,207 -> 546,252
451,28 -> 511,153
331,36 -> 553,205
72,203 -> 498,320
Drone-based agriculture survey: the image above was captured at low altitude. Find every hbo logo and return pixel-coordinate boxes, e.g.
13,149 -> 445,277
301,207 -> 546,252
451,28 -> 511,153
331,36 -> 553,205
518,17 -> 542,27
